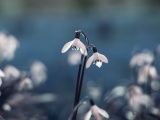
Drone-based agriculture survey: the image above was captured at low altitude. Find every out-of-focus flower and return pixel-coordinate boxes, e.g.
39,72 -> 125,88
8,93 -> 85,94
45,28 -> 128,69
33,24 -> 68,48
84,99 -> 109,120
67,51 -> 81,66
105,86 -> 126,102
125,111 -> 136,120
87,86 -> 102,100
3,65 -> 20,81
0,70 -> 5,86
0,69 -> 5,77
86,47 -> 108,68
18,77 -> 33,91
0,33 -> 19,61
150,107 -> 160,117
0,69 -> 5,86
61,31 -> 87,56
30,61 -> 47,85
126,85 -> 152,112
151,80 -> 160,91
86,81 -> 102,100
2,103 -> 11,111
137,65 -> 159,84
129,51 -> 154,68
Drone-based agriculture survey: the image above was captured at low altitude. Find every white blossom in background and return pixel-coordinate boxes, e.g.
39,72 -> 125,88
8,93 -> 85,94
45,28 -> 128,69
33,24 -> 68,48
129,51 -> 154,68
0,33 -> 19,61
2,103 -> 11,111
105,86 -> 126,102
0,69 -> 5,86
86,81 -> 102,101
3,65 -> 20,81
137,65 -> 159,84
67,51 -> 81,66
151,80 -> 160,91
87,86 -> 102,101
18,77 -> 33,91
30,61 -> 47,85
126,85 -> 153,112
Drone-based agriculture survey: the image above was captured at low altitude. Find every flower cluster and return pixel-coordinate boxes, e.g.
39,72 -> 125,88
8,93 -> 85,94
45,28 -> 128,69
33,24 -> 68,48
61,31 -> 108,68
105,47 -> 160,120
0,33 -> 56,120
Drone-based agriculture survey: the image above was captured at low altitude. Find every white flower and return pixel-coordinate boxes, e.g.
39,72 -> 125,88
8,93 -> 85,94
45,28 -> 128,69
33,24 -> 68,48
0,69 -> 5,86
0,33 -> 19,61
61,31 -> 87,56
18,77 -> 33,91
129,51 -> 154,68
3,65 -> 20,81
30,61 -> 47,85
84,105 -> 109,120
126,85 -> 153,112
137,65 -> 159,84
86,47 -> 108,68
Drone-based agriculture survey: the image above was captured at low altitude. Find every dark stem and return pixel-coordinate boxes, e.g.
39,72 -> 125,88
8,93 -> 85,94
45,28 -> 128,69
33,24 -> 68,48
73,55 -> 84,108
72,55 -> 88,120
72,30 -> 89,120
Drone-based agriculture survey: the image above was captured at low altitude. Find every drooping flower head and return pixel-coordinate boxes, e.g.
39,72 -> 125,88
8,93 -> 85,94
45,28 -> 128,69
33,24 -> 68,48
61,31 -> 87,56
86,47 -> 108,68
84,99 -> 109,120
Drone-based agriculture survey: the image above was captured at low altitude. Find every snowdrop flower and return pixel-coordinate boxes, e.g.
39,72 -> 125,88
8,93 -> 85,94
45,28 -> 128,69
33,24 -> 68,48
3,65 -> 20,81
126,85 -> 152,112
86,47 -> 108,68
137,65 -> 159,84
129,51 -> 154,68
18,77 -> 33,91
30,61 -> 47,86
61,31 -> 87,56
0,69 -> 5,86
0,33 -> 19,61
84,99 -> 109,120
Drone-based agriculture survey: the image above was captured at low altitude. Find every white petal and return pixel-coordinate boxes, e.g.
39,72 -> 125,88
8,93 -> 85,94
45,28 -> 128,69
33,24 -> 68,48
98,53 -> 108,63
86,54 -> 94,68
92,106 -> 101,120
0,70 -> 5,77
84,110 -> 92,120
77,40 -> 87,56
93,53 -> 99,61
61,40 -> 74,53
97,107 -> 109,118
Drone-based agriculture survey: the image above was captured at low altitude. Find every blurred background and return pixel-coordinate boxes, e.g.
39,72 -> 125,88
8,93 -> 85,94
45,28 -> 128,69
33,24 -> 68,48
0,0 -> 160,120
